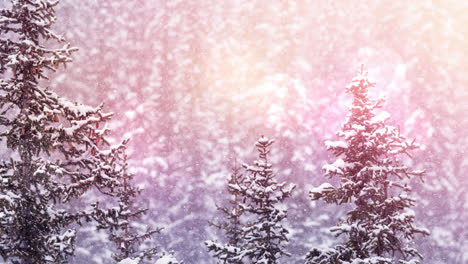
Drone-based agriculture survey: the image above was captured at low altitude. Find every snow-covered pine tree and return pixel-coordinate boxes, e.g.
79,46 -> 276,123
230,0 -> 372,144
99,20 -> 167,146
205,160 -> 245,264
0,0 -> 127,262
306,66 -> 429,264
90,151 -> 163,264
240,136 -> 296,264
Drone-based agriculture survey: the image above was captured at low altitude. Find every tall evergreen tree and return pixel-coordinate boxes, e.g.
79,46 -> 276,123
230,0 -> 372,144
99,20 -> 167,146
0,0 -> 126,262
205,160 -> 245,264
90,150 -> 163,264
239,136 -> 296,264
306,66 -> 429,264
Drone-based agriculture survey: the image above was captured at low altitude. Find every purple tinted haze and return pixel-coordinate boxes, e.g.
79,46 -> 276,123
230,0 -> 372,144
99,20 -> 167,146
41,0 -> 468,263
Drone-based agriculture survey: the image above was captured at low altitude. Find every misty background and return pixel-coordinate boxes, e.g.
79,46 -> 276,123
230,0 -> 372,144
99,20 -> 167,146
23,0 -> 468,263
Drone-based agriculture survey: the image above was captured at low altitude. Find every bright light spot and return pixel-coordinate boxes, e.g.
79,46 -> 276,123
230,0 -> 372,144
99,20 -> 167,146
395,64 -> 406,79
